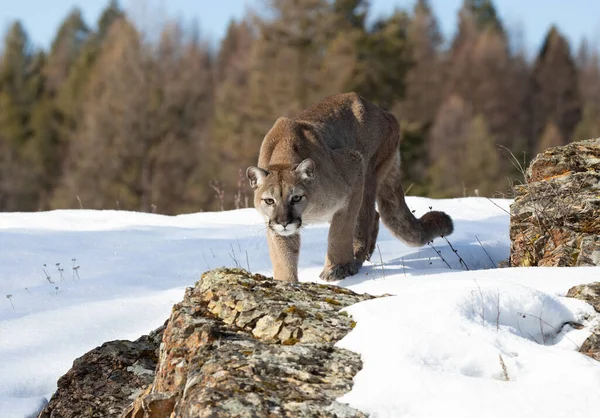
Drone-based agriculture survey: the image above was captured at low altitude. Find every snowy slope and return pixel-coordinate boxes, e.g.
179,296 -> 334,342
1,197 -> 599,417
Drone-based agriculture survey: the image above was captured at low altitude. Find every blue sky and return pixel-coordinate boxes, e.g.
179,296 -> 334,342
1,0 -> 599,55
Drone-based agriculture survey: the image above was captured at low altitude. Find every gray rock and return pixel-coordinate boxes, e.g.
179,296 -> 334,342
37,326 -> 164,418
510,138 -> 600,267
123,268 -> 373,417
37,268 -> 373,417
567,282 -> 600,362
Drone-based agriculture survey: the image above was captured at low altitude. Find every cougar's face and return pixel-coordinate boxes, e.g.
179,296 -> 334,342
247,159 -> 315,237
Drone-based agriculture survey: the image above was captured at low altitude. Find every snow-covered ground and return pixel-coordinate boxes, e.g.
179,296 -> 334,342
1,197 -> 599,417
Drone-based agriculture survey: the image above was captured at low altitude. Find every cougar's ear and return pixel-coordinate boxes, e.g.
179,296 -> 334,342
246,166 -> 269,189
295,158 -> 315,181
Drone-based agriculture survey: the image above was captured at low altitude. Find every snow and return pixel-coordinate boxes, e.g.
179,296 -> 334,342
1,197 -> 599,418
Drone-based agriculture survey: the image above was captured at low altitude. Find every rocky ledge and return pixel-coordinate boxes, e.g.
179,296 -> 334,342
567,282 -> 600,361
38,327 -> 164,418
510,138 -> 600,267
38,268 -> 374,418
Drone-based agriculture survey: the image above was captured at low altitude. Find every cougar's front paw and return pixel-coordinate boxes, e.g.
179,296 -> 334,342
319,262 -> 360,282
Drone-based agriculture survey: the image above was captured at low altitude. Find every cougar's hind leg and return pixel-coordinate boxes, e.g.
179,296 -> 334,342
354,136 -> 397,266
367,211 -> 379,261
353,173 -> 379,266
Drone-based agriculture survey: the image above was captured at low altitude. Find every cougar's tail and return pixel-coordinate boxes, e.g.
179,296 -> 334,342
376,153 -> 454,247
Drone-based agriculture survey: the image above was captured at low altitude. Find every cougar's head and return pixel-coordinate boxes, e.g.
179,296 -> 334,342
246,159 -> 315,237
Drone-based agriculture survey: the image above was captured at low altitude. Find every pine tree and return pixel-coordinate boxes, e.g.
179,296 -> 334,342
51,0 -> 125,201
460,114 -> 501,196
53,19 -> 147,210
0,22 -> 43,210
152,23 -> 215,213
531,26 -> 581,150
22,9 -> 92,209
429,95 -> 501,197
0,22 -> 33,147
398,0 -> 443,124
429,95 -> 471,197
445,3 -> 532,188
350,10 -> 412,109
212,20 -> 256,208
56,0 -> 124,127
319,0 -> 367,98
333,0 -> 368,30
463,0 -> 504,34
97,0 -> 125,39
45,8 -> 89,93
262,0 -> 337,104
216,20 -> 251,84
576,39 -> 600,110
54,19 -> 214,213
394,0 -> 443,193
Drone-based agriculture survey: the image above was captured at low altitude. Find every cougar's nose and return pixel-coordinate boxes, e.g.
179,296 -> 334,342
280,221 -> 289,228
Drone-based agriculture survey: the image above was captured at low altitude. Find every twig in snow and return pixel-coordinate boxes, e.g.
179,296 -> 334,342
475,235 -> 496,268
428,241 -> 452,269
42,264 -> 53,284
474,278 -> 485,325
6,294 -> 14,310
539,299 -> 547,345
496,290 -> 501,332
443,236 -> 469,270
229,244 -> 240,268
245,250 -> 250,271
515,313 -> 541,344
56,263 -> 65,281
376,245 -> 386,279
498,354 -> 509,381
71,259 -> 81,280
516,311 -> 582,349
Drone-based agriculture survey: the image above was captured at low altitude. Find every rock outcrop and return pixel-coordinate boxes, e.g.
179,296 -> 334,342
510,138 -> 600,267
566,282 -> 600,361
38,269 -> 373,418
38,326 -> 164,418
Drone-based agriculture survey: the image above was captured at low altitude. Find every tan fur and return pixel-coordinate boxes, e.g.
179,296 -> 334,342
247,93 -> 453,282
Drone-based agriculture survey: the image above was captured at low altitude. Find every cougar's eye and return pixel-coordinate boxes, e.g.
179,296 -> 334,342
291,195 -> 303,203
263,198 -> 275,205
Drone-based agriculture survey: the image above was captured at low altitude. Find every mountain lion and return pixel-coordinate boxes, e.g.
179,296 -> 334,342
247,92 -> 453,282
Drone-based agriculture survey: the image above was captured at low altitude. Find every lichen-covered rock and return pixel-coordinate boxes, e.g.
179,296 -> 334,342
40,268 -> 372,417
567,282 -> 600,312
122,268 -> 373,418
38,326 -> 164,418
510,138 -> 600,267
567,282 -> 600,361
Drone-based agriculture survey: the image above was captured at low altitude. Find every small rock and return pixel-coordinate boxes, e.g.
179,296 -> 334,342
566,282 -> 600,362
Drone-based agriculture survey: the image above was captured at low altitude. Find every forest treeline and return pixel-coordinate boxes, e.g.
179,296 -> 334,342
0,0 -> 598,213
